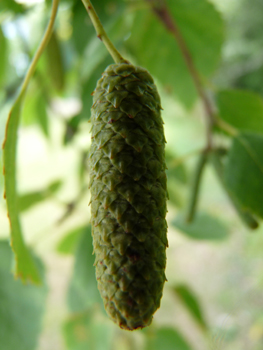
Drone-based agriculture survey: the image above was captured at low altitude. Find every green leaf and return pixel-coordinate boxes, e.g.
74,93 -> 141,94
224,132 -> 263,219
36,91 -> 49,137
71,0 -> 94,55
79,14 -> 133,82
126,0 -> 224,107
210,151 -> 259,229
21,79 -> 49,136
56,227 -> 83,255
45,30 -> 65,92
0,240 -> 13,270
63,310 -> 113,350
2,0 -> 58,284
21,82 -> 38,126
172,212 -> 229,240
71,0 -> 125,54
217,90 -> 263,134
47,180 -> 62,193
67,225 -> 102,312
0,27 -> 7,88
0,240 -> 47,350
144,327 -> 193,350
172,285 -> 207,330
0,152 -> 4,192
80,55 -> 113,120
18,180 -> 62,212
0,0 -> 26,14
19,192 -> 46,212
3,94 -> 42,283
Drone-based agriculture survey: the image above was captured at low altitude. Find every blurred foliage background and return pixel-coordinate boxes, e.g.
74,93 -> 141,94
1,0 -> 263,349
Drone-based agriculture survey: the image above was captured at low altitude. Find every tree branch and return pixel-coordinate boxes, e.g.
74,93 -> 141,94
146,0 -> 215,149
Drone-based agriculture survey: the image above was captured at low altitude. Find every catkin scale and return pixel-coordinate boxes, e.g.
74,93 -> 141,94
89,63 -> 168,330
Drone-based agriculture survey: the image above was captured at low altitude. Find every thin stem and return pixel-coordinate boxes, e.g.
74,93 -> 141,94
19,0 -> 60,96
185,150 -> 208,223
146,0 -> 214,150
81,0 -> 127,64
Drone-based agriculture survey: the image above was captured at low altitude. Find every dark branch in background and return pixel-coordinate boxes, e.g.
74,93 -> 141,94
185,150 -> 208,222
146,0 -> 215,150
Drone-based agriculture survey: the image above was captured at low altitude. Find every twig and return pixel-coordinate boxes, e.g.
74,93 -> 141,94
81,0 -> 128,64
185,150 -> 208,222
146,0 -> 215,150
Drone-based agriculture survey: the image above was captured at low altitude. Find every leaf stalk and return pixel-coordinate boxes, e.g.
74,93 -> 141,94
81,0 -> 127,64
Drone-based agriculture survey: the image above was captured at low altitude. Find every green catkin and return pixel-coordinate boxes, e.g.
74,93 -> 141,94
89,63 -> 168,330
